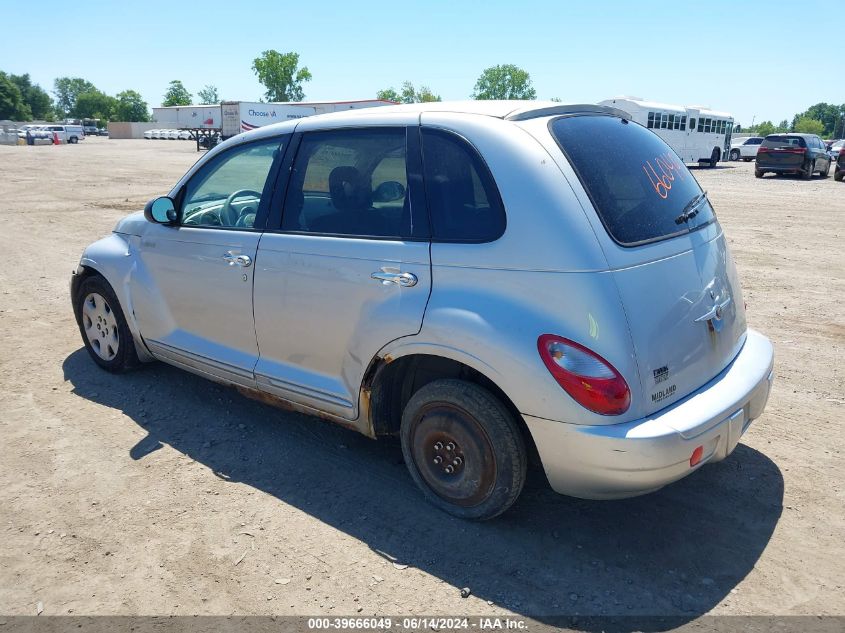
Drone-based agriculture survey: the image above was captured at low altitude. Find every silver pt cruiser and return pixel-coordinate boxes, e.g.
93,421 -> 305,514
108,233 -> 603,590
71,101 -> 774,520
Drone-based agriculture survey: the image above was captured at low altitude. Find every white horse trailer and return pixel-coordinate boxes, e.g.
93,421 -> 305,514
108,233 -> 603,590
600,97 -> 734,167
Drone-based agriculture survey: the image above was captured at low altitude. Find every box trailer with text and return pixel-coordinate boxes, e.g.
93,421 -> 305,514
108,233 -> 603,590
220,102 -> 316,139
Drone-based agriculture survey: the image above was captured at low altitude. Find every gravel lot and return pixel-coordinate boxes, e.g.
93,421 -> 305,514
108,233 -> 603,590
0,137 -> 842,624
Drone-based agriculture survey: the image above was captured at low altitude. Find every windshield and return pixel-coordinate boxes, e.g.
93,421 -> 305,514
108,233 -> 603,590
549,115 -> 715,246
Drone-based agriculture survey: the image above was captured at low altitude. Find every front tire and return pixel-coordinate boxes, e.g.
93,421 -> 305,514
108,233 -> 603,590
755,169 -> 765,178
400,379 -> 527,521
729,149 -> 740,161
74,275 -> 139,372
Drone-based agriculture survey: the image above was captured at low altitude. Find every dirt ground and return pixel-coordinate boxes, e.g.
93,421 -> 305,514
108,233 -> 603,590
0,137 -> 842,624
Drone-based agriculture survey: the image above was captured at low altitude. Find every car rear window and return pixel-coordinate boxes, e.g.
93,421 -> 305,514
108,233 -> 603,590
761,136 -> 806,148
549,115 -> 715,246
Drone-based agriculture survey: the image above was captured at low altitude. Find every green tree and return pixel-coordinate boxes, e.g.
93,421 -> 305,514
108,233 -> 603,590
162,80 -> 192,106
378,81 -> 441,104
73,90 -> 117,120
792,117 -> 825,135
472,64 -> 536,100
252,50 -> 311,102
376,87 -> 401,102
9,74 -> 53,120
776,119 -> 790,132
0,71 -> 31,120
114,90 -> 149,122
754,121 -> 776,137
54,77 -> 97,117
791,103 -> 845,137
197,84 -> 220,104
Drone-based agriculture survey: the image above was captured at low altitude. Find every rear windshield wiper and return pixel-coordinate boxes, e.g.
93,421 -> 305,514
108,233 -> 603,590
675,191 -> 708,225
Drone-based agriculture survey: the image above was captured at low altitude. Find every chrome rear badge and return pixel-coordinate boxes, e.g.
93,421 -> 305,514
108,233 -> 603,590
653,365 -> 669,384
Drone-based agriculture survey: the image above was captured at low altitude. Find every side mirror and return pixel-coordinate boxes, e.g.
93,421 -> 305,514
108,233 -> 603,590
144,196 -> 177,224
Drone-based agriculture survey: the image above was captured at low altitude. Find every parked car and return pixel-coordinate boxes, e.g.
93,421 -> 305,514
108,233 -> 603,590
178,129 -> 193,141
835,147 -> 845,182
71,101 -> 774,520
729,136 -> 762,161
166,129 -> 181,140
827,139 -> 844,161
16,124 -> 42,138
755,133 -> 832,179
143,129 -> 159,140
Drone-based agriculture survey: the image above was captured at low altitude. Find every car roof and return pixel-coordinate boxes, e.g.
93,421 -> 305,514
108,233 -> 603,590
239,100 -> 631,145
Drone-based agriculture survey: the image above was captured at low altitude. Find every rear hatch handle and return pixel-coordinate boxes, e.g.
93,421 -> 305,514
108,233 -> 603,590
695,297 -> 732,323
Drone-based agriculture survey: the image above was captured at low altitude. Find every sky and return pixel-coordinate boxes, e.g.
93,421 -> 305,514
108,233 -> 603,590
2,0 -> 842,127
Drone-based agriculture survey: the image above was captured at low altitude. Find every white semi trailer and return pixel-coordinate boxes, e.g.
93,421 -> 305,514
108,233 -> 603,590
153,99 -> 395,148
220,100 -> 395,138
152,105 -> 222,129
220,101 -> 316,138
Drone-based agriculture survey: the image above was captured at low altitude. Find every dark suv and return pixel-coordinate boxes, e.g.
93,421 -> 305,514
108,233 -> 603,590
755,133 -> 831,179
835,147 -> 844,182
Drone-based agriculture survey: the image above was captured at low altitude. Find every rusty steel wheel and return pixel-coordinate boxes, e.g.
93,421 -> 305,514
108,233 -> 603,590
400,379 -> 527,520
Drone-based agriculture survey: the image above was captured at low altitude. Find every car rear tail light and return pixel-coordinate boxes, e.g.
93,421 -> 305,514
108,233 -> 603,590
839,148 -> 845,158
537,335 -> 631,415
768,147 -> 806,154
690,445 -> 704,467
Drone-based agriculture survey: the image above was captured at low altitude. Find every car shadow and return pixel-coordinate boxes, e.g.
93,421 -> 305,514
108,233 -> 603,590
62,349 -> 783,630
687,164 -> 734,171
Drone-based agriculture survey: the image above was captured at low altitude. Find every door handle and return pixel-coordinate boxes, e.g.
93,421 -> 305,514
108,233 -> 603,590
371,271 -> 418,287
223,252 -> 252,267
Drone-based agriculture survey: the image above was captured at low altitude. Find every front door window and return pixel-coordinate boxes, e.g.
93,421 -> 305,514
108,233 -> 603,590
181,138 -> 283,229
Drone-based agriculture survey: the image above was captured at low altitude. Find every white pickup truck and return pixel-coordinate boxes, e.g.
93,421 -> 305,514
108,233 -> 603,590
40,124 -> 85,144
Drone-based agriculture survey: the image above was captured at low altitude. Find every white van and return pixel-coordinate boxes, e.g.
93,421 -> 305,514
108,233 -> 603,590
42,124 -> 85,144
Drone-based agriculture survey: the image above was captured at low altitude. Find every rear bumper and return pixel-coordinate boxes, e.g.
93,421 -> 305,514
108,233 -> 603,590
756,162 -> 806,172
524,329 -> 774,500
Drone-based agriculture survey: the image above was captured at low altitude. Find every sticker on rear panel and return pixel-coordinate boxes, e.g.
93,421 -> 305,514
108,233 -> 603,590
651,384 -> 677,404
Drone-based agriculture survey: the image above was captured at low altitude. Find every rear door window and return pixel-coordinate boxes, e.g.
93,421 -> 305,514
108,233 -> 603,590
281,128 -> 411,238
421,128 -> 505,242
549,115 -> 715,246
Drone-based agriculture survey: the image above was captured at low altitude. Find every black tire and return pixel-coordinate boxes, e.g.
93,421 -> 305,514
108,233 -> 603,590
74,274 -> 139,373
803,161 -> 814,180
400,379 -> 527,521
709,148 -> 720,167
819,160 -> 830,178
835,170 -> 843,182
755,169 -> 764,178
743,157 -> 753,162
729,149 -> 740,161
